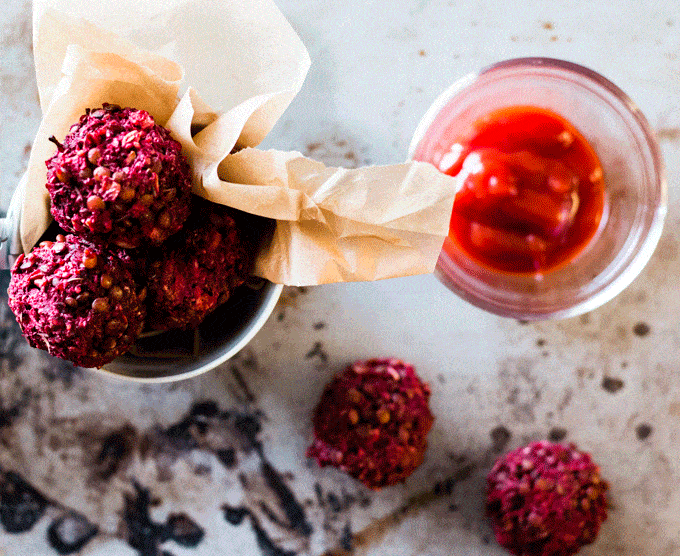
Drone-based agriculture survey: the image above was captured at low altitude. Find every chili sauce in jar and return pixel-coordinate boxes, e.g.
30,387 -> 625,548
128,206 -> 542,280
436,106 -> 605,275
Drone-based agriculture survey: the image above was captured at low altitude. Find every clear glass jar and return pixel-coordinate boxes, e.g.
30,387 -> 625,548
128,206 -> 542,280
409,58 -> 667,320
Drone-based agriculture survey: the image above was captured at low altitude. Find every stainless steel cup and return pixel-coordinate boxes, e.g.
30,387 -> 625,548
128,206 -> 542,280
0,175 -> 282,382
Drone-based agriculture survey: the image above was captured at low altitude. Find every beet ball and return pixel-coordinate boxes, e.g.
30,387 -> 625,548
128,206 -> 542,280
8,234 -> 146,368
146,198 -> 249,330
307,358 -> 434,490
46,104 -> 192,248
486,441 -> 609,556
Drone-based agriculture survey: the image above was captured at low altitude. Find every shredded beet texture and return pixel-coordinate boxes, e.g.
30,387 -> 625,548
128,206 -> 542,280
486,441 -> 608,556
308,358 -> 434,490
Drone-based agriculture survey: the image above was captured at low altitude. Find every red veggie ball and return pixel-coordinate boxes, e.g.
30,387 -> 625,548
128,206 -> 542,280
486,441 -> 609,556
146,198 -> 249,330
307,358 -> 434,490
46,104 -> 192,248
8,235 -> 146,368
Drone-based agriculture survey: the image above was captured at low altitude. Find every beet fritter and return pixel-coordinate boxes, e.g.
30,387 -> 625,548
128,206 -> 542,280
146,199 -> 249,330
486,441 -> 608,556
46,104 -> 192,248
8,234 -> 145,368
308,358 -> 434,490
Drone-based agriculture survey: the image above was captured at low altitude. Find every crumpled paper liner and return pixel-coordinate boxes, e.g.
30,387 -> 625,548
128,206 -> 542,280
20,0 -> 457,285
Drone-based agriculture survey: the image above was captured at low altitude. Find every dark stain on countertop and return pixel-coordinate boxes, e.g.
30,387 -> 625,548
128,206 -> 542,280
0,471 -> 48,534
261,460 -> 313,537
434,463 -> 475,496
41,358 -> 83,389
548,427 -> 568,442
657,127 -> 680,142
135,400 -> 311,554
306,140 -> 359,169
0,388 -> 30,429
558,388 -> 574,413
303,131 -> 371,169
0,390 -> 313,556
339,521 -> 353,552
306,341 -> 329,366
123,482 -> 205,555
0,467 -> 100,554
314,482 -> 371,536
575,367 -> 597,390
636,423 -> 653,441
92,424 -> 137,481
313,482 -> 371,547
167,513 -> 205,547
0,274 -> 27,370
217,447 -> 237,468
498,358 -> 544,424
229,363 -> 257,403
47,512 -> 99,554
633,322 -> 651,337
602,376 -> 625,394
222,505 -> 297,556
489,426 -> 511,453
149,402 -> 313,550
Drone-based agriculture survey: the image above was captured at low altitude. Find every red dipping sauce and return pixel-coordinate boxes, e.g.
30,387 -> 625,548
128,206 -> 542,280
435,106 -> 605,274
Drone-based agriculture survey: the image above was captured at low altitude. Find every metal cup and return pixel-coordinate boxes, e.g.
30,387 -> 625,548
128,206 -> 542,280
0,174 -> 282,382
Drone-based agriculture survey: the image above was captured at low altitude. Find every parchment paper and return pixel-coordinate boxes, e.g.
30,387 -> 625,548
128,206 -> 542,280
19,1 -> 457,285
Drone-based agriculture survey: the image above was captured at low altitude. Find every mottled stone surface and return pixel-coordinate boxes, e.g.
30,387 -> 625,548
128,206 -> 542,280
1,1 -> 680,555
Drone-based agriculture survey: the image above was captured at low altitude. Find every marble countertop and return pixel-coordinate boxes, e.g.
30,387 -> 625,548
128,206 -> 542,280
1,1 -> 680,555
